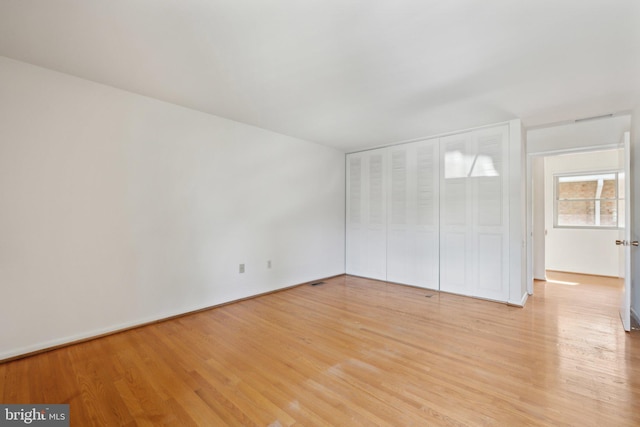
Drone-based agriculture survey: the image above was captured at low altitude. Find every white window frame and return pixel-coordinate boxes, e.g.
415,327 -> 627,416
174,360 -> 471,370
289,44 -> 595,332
553,170 -> 623,229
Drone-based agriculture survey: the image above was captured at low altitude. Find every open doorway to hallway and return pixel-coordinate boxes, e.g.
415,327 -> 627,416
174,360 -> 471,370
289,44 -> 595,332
532,148 -> 624,280
526,115 -> 633,331
531,148 -> 633,329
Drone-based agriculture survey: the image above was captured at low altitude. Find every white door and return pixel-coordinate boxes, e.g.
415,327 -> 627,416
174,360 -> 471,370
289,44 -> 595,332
439,125 -> 509,301
440,131 -> 474,296
474,126 -> 510,301
346,150 -> 387,280
387,139 -> 440,289
618,131 -> 632,331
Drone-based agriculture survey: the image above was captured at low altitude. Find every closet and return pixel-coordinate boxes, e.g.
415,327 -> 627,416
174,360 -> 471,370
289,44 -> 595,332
345,121 -> 521,302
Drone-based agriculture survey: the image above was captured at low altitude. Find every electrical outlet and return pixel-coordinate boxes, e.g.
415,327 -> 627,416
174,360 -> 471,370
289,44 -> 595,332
239,263 -> 245,273
267,260 -> 271,269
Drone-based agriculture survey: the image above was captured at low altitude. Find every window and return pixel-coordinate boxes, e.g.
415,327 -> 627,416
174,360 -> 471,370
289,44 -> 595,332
554,172 -> 624,228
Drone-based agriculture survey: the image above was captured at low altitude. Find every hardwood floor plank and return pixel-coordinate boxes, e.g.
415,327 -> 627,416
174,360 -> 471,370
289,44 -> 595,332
2,272 -> 640,426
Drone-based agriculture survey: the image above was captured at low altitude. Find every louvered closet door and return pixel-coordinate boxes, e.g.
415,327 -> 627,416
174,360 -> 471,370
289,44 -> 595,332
440,132 -> 474,296
346,155 -> 366,276
473,126 -> 509,301
439,125 -> 509,301
346,150 -> 387,280
387,139 -> 439,289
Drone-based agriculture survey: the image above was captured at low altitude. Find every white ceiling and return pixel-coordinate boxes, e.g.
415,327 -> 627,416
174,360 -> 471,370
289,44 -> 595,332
0,0 -> 638,152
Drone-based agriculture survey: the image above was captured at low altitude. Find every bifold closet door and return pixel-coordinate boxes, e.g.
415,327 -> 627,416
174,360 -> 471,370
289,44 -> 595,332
386,139 -> 439,289
439,125 -> 509,301
440,131 -> 474,296
346,150 -> 387,280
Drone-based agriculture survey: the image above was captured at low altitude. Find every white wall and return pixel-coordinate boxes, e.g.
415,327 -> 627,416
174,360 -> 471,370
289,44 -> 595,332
532,156 -> 546,280
632,106 -> 640,322
527,115 -> 631,155
544,150 -> 622,277
0,57 -> 346,360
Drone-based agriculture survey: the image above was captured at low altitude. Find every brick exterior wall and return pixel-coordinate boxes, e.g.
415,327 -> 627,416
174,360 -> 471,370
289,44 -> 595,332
557,178 -> 617,226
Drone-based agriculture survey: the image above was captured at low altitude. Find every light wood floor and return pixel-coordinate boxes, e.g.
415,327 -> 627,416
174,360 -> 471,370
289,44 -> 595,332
2,272 -> 640,426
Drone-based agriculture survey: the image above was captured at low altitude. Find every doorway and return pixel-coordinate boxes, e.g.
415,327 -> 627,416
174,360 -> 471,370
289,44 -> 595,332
536,148 -> 624,279
525,114 -> 631,296
526,116 -> 633,331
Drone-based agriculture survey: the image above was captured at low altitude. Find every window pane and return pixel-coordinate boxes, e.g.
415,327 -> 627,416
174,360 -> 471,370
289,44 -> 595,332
599,200 -> 617,226
555,172 -> 621,228
557,200 -> 595,226
557,180 -> 597,200
601,179 -> 616,199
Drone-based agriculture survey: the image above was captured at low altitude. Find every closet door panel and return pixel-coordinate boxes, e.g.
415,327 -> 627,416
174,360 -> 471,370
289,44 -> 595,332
415,141 -> 440,289
475,131 -> 505,227
442,179 -> 466,226
415,230 -> 438,289
477,178 -> 503,226
365,152 -> 387,280
387,230 -> 408,283
346,149 -> 387,281
346,155 -> 365,276
440,125 -> 509,301
387,139 -> 439,288
366,229 -> 387,280
477,233 -> 504,299
473,126 -> 509,301
440,132 -> 473,295
441,231 -> 467,292
368,153 -> 385,226
387,147 -> 410,284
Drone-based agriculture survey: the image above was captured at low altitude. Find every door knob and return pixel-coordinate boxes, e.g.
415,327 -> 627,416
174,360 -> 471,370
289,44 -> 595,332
616,240 -> 624,245
633,241 -> 639,247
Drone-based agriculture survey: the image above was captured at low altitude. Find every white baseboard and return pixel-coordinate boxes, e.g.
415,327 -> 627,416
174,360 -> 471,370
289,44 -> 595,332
1,274 -> 344,362
0,315 -> 168,362
508,292 -> 529,307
